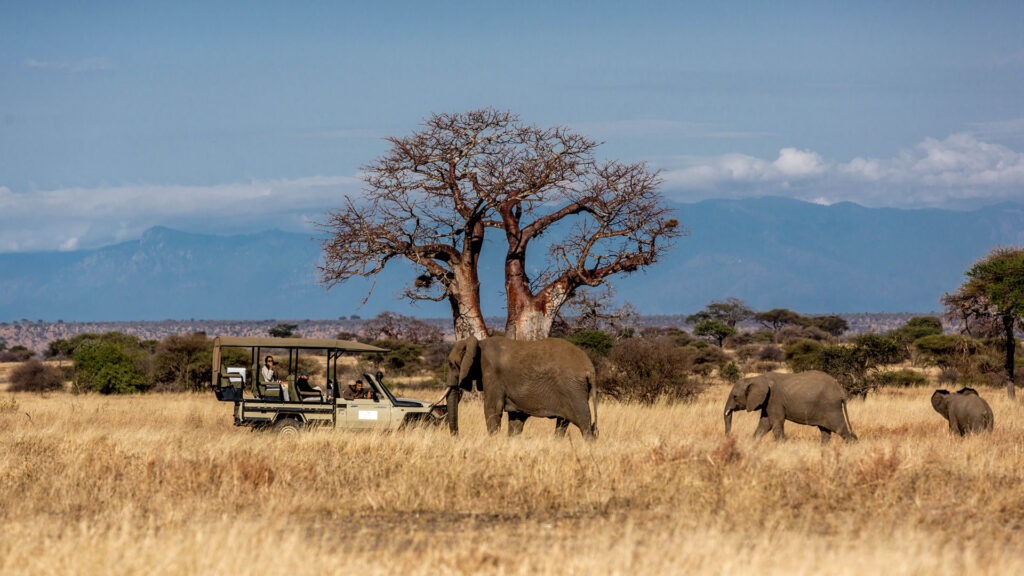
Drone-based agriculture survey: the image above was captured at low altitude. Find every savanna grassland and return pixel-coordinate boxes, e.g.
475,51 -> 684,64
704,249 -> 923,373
2,371 -> 1023,575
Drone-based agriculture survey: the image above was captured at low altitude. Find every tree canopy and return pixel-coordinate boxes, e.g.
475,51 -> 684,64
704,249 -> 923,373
319,109 -> 681,340
755,308 -> 806,332
686,297 -> 754,328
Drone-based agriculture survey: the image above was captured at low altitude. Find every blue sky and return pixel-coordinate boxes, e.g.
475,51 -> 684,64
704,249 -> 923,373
2,1 -> 1023,252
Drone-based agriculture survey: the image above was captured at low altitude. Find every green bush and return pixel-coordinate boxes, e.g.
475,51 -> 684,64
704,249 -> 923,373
870,369 -> 929,388
784,339 -> 824,372
777,325 -> 829,344
567,330 -> 615,357
72,334 -> 151,394
368,339 -> 425,376
914,334 -> 974,368
720,362 -> 741,383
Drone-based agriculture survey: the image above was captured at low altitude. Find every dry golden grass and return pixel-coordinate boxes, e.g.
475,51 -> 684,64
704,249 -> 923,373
2,380 -> 1023,575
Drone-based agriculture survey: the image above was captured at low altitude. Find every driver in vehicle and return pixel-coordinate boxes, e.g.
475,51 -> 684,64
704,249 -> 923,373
343,379 -> 372,401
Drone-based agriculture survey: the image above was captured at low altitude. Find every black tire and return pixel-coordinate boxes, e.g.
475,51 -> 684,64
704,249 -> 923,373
274,417 -> 302,436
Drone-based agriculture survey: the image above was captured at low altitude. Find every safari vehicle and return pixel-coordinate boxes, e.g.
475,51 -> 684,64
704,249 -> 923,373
210,336 -> 446,433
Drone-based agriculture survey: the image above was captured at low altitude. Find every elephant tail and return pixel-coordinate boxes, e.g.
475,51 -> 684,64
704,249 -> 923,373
589,374 -> 599,439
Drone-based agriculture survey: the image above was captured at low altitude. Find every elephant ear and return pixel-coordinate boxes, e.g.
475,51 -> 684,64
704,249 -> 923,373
745,379 -> 770,411
931,390 -> 950,418
458,336 -> 480,385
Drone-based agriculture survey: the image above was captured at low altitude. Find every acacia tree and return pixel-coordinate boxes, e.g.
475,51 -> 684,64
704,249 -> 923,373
687,297 -> 754,328
319,110 -> 681,340
755,308 -> 806,332
942,246 -> 1024,399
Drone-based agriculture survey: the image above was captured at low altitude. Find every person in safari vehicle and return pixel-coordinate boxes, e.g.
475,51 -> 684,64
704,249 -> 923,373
261,356 -> 290,402
343,379 -> 373,401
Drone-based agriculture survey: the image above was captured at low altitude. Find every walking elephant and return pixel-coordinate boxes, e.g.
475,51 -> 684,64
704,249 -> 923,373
931,388 -> 993,435
723,370 -> 856,442
445,336 -> 598,439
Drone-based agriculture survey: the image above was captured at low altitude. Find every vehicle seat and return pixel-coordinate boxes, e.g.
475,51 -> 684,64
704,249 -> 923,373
295,377 -> 323,402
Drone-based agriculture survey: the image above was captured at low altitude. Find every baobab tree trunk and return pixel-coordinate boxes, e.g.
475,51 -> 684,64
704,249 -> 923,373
450,295 -> 487,341
505,284 -> 571,341
449,264 -> 488,341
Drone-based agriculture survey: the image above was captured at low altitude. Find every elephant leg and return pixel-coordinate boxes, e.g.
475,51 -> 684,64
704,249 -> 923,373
753,414 -> 772,439
949,412 -> 963,436
483,392 -> 504,435
554,417 -> 569,437
508,411 -> 528,437
565,399 -> 595,440
771,418 -> 786,440
824,411 -> 856,442
764,404 -> 787,440
818,426 -> 832,444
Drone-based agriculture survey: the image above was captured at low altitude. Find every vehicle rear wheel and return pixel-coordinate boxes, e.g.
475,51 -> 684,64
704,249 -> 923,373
274,418 -> 302,436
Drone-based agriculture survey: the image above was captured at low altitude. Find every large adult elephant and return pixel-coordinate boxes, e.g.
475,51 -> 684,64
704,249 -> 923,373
445,336 -> 598,439
723,370 -> 856,442
931,388 -> 993,435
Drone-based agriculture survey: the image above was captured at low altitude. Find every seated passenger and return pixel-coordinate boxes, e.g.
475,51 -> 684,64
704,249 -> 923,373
295,370 -> 326,402
343,379 -> 372,401
261,356 -> 290,402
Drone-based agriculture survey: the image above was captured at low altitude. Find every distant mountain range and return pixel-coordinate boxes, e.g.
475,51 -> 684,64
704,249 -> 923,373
1,197 -> 1021,322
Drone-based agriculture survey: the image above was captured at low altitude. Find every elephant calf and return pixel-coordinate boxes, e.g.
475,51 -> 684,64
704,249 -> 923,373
931,388 -> 993,436
724,371 -> 856,443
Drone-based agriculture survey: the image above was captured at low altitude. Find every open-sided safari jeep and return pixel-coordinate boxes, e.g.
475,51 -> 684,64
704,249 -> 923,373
210,336 -> 446,433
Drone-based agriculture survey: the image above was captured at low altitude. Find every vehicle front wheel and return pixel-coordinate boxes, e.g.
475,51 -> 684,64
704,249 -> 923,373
274,418 -> 303,436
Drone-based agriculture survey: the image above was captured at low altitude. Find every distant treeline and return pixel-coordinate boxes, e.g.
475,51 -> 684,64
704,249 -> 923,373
0,312 -> 946,353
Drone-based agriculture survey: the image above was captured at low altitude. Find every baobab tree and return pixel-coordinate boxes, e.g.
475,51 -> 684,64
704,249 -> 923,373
319,109 -> 681,340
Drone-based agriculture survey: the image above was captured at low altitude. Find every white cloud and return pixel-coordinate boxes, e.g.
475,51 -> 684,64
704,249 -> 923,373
772,148 -> 827,178
24,57 -> 113,73
660,133 -> 1024,207
0,176 -> 360,253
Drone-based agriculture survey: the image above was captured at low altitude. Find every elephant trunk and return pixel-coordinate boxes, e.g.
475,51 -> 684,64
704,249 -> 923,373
724,399 -> 737,435
445,379 -> 461,436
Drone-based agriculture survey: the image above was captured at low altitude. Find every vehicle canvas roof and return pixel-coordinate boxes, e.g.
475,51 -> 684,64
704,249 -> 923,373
213,336 -> 389,353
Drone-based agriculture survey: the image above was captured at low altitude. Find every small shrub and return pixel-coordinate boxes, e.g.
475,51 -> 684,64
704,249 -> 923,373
735,344 -> 760,362
601,337 -> 705,404
691,344 -> 729,374
757,344 -> 784,362
754,361 -> 780,373
10,359 -> 65,393
938,368 -> 959,385
0,345 -> 35,363
720,362 -> 741,383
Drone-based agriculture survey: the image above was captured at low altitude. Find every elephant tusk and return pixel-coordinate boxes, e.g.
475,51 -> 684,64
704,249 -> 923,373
426,386 -> 456,411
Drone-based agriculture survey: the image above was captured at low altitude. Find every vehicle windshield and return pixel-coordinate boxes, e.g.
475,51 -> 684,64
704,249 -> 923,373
364,373 -> 398,404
